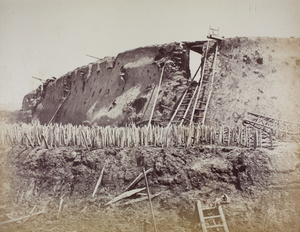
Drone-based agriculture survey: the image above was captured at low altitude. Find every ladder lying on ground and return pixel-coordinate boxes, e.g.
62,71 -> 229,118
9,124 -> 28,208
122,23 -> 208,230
197,200 -> 229,232
243,112 -> 300,140
167,37 -> 219,128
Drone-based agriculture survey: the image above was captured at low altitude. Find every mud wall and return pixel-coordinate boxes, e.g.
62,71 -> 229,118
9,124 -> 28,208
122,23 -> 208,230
1,143 -> 299,232
206,37 -> 300,125
30,43 -> 191,126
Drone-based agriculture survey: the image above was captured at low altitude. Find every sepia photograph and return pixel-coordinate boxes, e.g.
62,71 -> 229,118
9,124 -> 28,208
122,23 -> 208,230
0,0 -> 299,231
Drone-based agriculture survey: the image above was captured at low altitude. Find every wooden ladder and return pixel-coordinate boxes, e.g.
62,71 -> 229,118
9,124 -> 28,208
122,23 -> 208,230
167,39 -> 219,128
197,200 -> 229,232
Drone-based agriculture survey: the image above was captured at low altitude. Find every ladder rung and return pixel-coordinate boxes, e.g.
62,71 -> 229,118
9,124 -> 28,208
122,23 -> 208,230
203,207 -> 217,210
173,51 -> 183,54
206,224 -> 224,229
175,115 -> 189,121
195,108 -> 205,111
204,215 -> 221,219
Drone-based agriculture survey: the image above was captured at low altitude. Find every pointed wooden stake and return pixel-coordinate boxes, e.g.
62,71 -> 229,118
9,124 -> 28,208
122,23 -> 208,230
92,162 -> 107,197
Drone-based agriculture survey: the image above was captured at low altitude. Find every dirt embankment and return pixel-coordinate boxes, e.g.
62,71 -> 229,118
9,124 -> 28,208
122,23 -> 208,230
1,142 -> 299,232
21,42 -> 192,126
208,37 -> 300,125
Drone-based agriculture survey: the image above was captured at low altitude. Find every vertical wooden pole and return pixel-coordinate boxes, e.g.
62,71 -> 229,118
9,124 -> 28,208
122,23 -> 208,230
81,131 -> 90,150
254,130 -> 257,149
143,167 -> 158,232
148,65 -> 165,129
260,129 -> 262,148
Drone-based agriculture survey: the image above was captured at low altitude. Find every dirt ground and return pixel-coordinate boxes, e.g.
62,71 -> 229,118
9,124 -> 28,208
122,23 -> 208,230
0,142 -> 299,232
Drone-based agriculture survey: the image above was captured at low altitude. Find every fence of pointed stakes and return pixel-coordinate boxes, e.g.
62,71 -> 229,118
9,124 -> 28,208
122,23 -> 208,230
0,121 -> 279,149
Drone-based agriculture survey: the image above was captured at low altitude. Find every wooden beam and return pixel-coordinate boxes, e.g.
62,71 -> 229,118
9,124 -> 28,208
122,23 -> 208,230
120,192 -> 161,206
0,210 -> 45,225
104,187 -> 146,207
48,92 -> 71,125
124,168 -> 153,192
148,65 -> 165,129
92,162 -> 107,197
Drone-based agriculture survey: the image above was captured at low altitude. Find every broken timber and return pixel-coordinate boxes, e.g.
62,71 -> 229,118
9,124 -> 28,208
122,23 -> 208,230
104,187 -> 146,207
92,162 -> 107,197
120,192 -> 161,206
124,168 -> 153,192
0,210 -> 45,225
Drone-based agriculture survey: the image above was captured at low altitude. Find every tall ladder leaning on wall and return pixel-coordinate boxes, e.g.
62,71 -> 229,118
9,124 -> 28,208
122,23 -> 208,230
167,27 -> 222,130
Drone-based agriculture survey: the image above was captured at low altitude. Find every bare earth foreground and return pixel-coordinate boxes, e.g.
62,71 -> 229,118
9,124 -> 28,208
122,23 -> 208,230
0,142 -> 299,232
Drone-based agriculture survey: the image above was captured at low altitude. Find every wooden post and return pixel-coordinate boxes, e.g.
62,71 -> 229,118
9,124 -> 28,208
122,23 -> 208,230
81,131 -> 90,150
24,133 -> 34,148
253,130 -> 257,149
143,167 -> 158,232
245,127 -> 247,147
57,194 -> 64,219
260,129 -> 262,148
92,162 -> 107,197
41,134 -> 49,149
228,127 -> 230,146
141,85 -> 156,123
148,65 -> 165,129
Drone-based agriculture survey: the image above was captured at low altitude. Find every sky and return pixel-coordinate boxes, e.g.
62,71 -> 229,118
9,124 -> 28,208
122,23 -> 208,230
0,0 -> 299,110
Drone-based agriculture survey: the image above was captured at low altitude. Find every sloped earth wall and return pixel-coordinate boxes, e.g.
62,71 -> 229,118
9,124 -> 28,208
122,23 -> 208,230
1,142 -> 299,232
23,42 -> 192,126
206,37 -> 300,125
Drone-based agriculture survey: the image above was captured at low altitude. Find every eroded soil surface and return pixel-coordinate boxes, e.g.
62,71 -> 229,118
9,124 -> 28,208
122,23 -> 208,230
0,142 -> 299,232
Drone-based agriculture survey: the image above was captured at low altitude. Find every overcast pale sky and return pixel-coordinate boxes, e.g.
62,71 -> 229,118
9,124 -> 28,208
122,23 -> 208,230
0,0 -> 299,110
